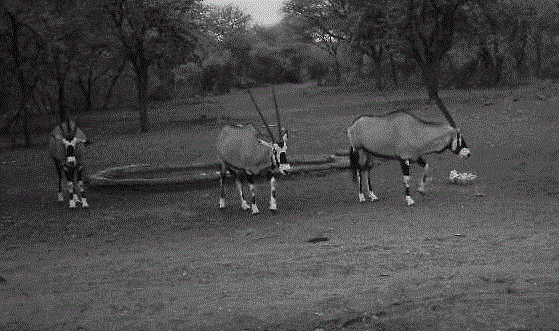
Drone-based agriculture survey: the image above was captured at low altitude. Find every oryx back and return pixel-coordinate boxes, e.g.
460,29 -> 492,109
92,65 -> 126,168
217,124 -> 272,175
348,111 -> 455,161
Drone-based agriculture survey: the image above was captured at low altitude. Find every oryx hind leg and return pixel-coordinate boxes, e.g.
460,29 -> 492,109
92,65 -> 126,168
219,166 -> 227,209
235,173 -> 250,210
364,169 -> 378,201
247,174 -> 259,214
363,154 -> 378,202
356,150 -> 366,203
417,157 -> 430,194
400,159 -> 415,206
55,161 -> 64,202
357,169 -> 366,203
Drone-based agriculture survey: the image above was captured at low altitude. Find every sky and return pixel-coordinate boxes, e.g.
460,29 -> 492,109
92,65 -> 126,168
202,0 -> 286,27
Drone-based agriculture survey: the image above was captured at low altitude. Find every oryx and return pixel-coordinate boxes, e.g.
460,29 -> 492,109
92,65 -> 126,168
348,110 -> 470,205
217,88 -> 291,214
48,119 -> 91,208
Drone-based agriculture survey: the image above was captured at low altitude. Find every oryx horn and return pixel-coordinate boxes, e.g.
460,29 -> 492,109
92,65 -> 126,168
248,89 -> 276,142
271,86 -> 282,138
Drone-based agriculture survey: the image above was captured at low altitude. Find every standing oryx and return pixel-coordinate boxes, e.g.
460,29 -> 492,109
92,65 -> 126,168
348,110 -> 470,205
48,119 -> 91,208
217,88 -> 291,214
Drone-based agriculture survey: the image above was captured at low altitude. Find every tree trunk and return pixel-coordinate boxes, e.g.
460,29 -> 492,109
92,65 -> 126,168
136,61 -> 149,133
16,71 -> 33,146
389,54 -> 398,86
22,103 -> 30,146
374,58 -> 383,90
421,58 -> 456,128
333,59 -> 341,86
57,77 -> 67,123
421,59 -> 440,101
101,59 -> 126,111
535,30 -> 542,78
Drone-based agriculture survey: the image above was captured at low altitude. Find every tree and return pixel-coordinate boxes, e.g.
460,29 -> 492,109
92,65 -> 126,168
101,0 -> 200,132
71,48 -> 118,112
40,9 -> 89,125
282,0 -> 356,85
198,4 -> 252,92
350,2 -> 390,89
203,3 -> 251,42
0,3 -> 48,146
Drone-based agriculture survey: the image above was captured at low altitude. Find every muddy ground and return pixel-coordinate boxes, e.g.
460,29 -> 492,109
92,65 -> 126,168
1,84 -> 559,330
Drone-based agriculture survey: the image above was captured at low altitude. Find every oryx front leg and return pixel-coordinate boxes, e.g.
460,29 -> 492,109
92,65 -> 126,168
77,180 -> 88,208
400,159 -> 415,206
67,181 -> 78,209
247,175 -> 259,214
417,157 -> 430,194
269,173 -> 277,211
235,174 -> 250,210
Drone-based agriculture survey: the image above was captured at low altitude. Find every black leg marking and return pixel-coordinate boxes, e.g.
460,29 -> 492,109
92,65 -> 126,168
400,159 -> 414,205
399,159 -> 411,176
219,166 -> 227,201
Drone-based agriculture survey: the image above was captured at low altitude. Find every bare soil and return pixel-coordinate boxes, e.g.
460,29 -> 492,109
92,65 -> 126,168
1,83 -> 559,330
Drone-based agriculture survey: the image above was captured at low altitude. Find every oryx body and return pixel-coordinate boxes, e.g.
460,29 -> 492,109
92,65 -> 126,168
348,110 -> 470,205
217,89 -> 290,214
48,120 -> 90,208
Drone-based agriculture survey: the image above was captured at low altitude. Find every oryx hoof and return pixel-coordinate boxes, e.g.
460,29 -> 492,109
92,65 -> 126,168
219,198 -> 226,209
418,188 -> 427,195
81,198 -> 89,208
241,201 -> 250,210
269,200 -> 277,211
358,193 -> 366,203
69,199 -> 77,209
57,192 -> 64,202
405,196 -> 415,206
251,204 -> 260,215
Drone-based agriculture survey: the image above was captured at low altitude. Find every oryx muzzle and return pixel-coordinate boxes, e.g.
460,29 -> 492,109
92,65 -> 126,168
348,110 -> 470,206
217,87 -> 290,214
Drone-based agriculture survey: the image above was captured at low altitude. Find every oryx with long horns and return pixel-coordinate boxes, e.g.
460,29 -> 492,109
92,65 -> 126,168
217,88 -> 291,214
348,110 -> 470,206
48,119 -> 91,208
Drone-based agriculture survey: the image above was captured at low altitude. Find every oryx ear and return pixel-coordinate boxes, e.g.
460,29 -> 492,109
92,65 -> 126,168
258,139 -> 272,148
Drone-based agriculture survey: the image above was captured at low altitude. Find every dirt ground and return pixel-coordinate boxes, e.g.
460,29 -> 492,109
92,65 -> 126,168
1,83 -> 559,330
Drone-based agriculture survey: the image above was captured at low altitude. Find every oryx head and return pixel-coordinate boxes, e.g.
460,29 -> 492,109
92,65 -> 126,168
450,129 -> 470,158
57,120 -> 86,166
249,88 -> 291,175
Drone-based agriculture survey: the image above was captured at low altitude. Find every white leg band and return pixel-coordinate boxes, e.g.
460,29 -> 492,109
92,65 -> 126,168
358,193 -> 366,202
